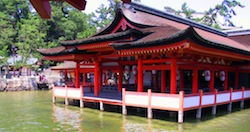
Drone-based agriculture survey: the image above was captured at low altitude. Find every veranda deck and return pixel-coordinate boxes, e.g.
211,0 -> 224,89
52,85 -> 250,123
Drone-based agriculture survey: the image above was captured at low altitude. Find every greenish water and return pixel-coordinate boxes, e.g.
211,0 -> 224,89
0,91 -> 250,132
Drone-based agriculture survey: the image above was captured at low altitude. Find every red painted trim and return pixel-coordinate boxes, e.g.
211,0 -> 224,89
189,42 -> 250,61
111,17 -> 136,33
119,40 -> 189,56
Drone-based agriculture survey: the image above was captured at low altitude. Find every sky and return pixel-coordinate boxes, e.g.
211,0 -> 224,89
84,0 -> 250,29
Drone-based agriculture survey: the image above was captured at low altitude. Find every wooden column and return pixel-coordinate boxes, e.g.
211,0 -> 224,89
94,59 -> 100,96
235,71 -> 239,89
137,58 -> 143,92
180,70 -> 184,90
118,66 -> 123,92
161,70 -> 166,93
209,69 -> 215,92
170,59 -> 177,94
224,70 -> 228,91
192,67 -> 198,93
75,61 -> 80,88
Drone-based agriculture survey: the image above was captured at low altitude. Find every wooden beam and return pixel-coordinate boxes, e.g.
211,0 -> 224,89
30,0 -> 51,19
65,0 -> 86,10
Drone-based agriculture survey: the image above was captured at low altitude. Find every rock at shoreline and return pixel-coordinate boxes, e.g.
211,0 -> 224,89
0,76 -> 60,92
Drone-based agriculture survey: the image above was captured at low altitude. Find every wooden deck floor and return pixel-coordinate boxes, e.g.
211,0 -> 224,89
83,92 -> 122,105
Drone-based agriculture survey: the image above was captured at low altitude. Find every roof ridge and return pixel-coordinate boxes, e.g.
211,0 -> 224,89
129,2 -> 228,37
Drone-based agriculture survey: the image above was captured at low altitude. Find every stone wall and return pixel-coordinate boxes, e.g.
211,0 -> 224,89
0,76 -> 60,92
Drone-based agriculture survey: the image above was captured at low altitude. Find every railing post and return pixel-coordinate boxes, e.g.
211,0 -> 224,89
147,89 -> 152,119
80,86 -> 84,108
211,89 -> 217,115
196,90 -> 203,119
241,86 -> 245,109
178,91 -> 184,123
65,85 -> 69,105
122,88 -> 127,115
228,88 -> 233,112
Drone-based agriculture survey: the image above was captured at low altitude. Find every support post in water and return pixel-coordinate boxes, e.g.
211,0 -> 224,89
241,87 -> 245,109
65,85 -> 69,105
196,108 -> 202,119
80,86 -> 84,108
80,100 -> 84,108
100,101 -> 104,111
228,102 -> 232,112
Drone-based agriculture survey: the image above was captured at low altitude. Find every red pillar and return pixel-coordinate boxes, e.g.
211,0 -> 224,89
192,67 -> 198,93
94,60 -> 100,96
209,69 -> 215,92
75,61 -> 80,88
235,71 -> 239,89
118,66 -> 123,92
161,70 -> 166,93
180,70 -> 184,90
224,70 -> 228,91
170,59 -> 177,94
137,58 -> 143,92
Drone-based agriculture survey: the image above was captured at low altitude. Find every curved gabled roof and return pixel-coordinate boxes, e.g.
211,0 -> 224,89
60,29 -> 150,46
37,46 -> 95,56
112,27 -> 250,56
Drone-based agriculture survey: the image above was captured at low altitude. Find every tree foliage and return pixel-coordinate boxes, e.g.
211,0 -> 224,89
0,0 -> 97,68
164,0 -> 244,29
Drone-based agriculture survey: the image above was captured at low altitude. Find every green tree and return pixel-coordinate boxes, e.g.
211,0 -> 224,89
164,0 -> 244,29
200,0 -> 244,27
93,0 -> 121,29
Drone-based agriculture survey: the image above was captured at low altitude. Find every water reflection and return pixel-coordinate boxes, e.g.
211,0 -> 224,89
52,104 -> 83,131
